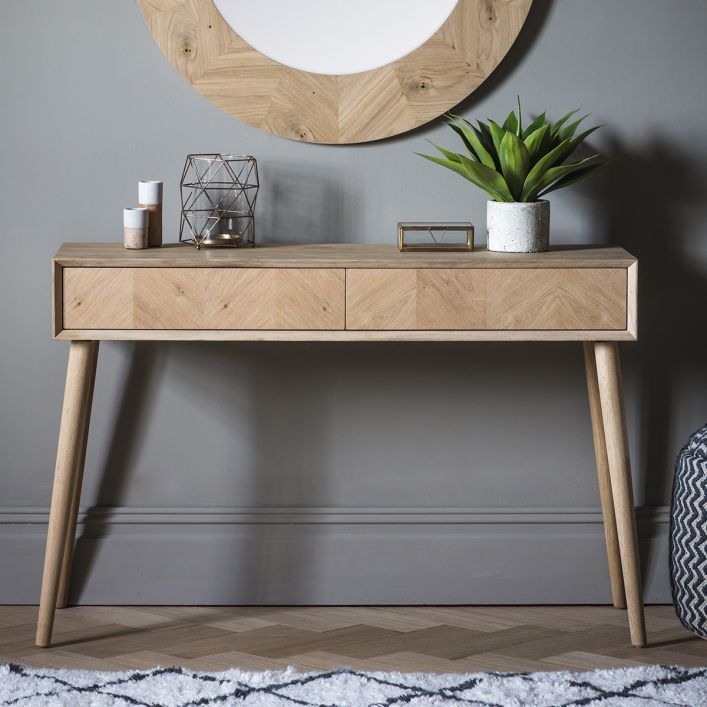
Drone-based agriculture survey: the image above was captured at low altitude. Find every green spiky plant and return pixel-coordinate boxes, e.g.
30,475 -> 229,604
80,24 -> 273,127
417,99 -> 607,202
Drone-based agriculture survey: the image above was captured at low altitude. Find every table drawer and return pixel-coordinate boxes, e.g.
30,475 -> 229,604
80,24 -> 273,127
62,267 -> 345,330
346,268 -> 628,331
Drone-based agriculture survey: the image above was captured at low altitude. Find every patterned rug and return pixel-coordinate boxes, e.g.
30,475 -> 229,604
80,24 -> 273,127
1,663 -> 706,706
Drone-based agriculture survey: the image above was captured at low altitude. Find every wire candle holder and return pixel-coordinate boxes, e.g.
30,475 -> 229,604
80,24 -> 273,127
180,154 -> 259,249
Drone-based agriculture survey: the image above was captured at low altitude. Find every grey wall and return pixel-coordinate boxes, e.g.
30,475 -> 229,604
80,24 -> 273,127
1,0 -> 706,604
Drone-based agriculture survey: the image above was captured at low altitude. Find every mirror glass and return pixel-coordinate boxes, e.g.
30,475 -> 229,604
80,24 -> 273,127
213,0 -> 459,75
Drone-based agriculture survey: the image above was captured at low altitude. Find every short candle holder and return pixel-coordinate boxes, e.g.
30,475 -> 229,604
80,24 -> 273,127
123,208 -> 149,250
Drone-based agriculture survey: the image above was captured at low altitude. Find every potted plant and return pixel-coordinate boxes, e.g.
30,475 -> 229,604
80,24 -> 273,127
417,99 -> 607,252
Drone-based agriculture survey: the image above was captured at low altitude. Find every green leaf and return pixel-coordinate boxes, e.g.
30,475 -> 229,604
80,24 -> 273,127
473,125 -> 499,165
523,124 -> 550,163
446,123 -> 476,158
516,96 -> 523,138
488,120 -> 506,154
416,153 -> 509,201
454,115 -> 495,153
551,107 -> 580,136
476,120 -> 494,148
448,120 -> 496,169
458,155 -> 515,202
520,138 -> 575,200
558,114 -> 589,142
502,109 -> 518,136
524,155 -> 600,201
417,152 -> 480,183
523,111 -> 547,138
474,121 -> 501,170
427,140 -> 462,163
498,131 -> 530,200
538,160 -> 610,197
521,124 -> 601,200
562,125 -> 603,162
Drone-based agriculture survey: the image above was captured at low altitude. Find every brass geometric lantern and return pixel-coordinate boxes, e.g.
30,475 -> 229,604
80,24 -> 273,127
180,154 -> 259,249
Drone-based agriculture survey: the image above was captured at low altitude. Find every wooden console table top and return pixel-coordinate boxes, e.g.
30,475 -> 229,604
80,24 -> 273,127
55,242 -> 635,268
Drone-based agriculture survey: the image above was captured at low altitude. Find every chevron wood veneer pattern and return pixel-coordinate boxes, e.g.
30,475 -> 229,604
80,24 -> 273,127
3,606 -> 706,673
345,268 -> 627,330
63,268 -> 346,330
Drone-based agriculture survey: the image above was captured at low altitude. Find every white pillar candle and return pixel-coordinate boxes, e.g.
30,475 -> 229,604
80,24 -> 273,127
138,180 -> 163,247
123,207 -> 149,250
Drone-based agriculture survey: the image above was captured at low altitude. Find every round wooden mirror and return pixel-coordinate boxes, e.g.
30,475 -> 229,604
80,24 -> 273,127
139,0 -> 533,144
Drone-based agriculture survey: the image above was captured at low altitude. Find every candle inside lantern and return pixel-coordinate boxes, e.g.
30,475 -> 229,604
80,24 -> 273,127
201,210 -> 244,247
218,214 -> 243,239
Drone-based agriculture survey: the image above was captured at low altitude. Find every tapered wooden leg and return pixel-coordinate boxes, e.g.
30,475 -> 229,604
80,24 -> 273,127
594,341 -> 646,647
583,342 -> 626,609
36,341 -> 99,648
56,342 -> 99,609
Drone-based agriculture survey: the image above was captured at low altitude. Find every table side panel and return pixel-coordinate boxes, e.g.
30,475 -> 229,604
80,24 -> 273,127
346,268 -> 628,331
52,261 -> 63,338
62,268 -> 346,330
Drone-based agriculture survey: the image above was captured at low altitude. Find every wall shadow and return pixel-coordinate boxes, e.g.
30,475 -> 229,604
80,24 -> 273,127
70,342 -> 165,600
257,161 -> 361,244
581,136 -> 707,585
163,342 -> 335,604
591,137 -> 707,502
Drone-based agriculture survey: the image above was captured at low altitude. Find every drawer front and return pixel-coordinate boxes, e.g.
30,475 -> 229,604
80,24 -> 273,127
346,268 -> 627,331
63,268 -> 345,330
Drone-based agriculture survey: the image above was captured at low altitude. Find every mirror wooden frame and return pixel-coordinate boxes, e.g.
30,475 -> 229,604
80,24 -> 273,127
139,0 -> 533,144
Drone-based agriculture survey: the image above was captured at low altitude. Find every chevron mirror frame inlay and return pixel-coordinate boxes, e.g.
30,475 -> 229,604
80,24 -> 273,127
138,0 -> 533,144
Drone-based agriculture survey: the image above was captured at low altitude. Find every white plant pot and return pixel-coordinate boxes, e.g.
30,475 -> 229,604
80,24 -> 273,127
487,200 -> 550,253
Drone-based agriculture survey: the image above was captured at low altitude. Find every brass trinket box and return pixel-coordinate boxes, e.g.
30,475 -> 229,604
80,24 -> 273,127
398,222 -> 474,252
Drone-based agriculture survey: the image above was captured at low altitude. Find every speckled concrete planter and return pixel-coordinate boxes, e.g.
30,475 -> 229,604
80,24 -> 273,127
487,200 -> 550,253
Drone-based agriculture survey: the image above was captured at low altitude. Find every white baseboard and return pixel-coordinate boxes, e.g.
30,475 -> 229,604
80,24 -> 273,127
0,505 -> 671,604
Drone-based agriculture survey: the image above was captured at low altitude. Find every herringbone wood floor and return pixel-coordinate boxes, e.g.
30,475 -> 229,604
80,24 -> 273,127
1,606 -> 705,673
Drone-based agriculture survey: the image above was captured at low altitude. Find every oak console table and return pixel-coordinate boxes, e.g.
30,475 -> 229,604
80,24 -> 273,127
37,243 -> 644,647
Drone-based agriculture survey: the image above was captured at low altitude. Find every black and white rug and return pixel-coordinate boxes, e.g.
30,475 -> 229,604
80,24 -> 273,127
1,663 -> 706,706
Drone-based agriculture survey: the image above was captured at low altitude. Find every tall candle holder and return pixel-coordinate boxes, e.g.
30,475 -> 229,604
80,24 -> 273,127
180,154 -> 259,249
139,180 -> 163,247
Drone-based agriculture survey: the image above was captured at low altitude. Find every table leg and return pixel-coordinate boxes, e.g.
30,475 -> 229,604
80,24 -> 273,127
36,341 -> 99,648
594,341 -> 646,647
56,342 -> 99,609
583,342 -> 626,609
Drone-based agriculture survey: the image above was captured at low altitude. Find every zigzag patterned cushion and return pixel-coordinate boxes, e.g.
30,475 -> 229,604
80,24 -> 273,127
670,423 -> 707,638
